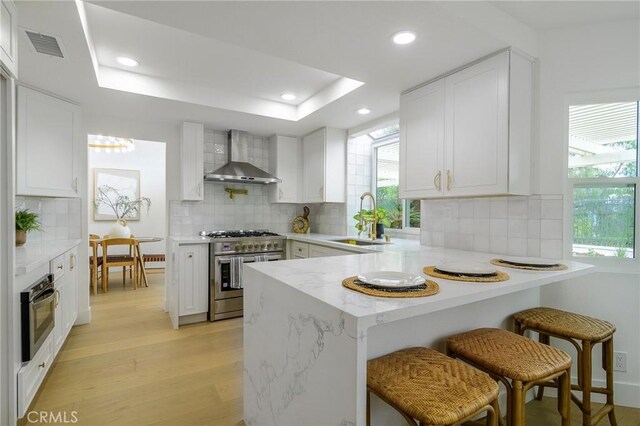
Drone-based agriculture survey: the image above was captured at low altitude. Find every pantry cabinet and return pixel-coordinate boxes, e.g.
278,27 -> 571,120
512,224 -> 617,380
52,247 -> 77,354
17,86 -> 81,197
180,121 -> 204,201
0,0 -> 17,78
399,49 -> 532,199
302,127 -> 346,203
269,135 -> 300,203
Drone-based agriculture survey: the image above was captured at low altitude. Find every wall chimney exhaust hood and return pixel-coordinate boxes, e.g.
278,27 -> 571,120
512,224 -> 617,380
204,130 -> 281,184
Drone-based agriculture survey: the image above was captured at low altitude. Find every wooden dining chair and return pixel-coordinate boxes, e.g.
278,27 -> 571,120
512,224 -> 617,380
89,234 -> 102,295
100,237 -> 138,292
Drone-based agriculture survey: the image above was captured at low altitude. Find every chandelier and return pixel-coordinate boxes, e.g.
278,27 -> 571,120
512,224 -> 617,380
89,135 -> 135,153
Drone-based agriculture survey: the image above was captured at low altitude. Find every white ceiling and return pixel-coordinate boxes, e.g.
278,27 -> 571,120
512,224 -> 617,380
491,1 -> 640,31
14,1 -> 639,137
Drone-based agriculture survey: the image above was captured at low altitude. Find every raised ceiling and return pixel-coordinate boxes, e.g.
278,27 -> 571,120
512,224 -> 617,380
14,1 -> 638,137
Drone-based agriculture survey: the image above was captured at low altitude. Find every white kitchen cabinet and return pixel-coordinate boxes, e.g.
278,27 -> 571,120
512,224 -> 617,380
291,241 -> 309,259
268,135 -> 300,203
399,49 -> 532,199
178,244 -> 209,316
399,79 -> 445,199
17,334 -> 53,418
17,86 -> 81,197
0,0 -> 17,78
52,247 -> 77,355
302,127 -> 346,203
180,121 -> 204,201
308,244 -> 352,258
288,240 -> 355,259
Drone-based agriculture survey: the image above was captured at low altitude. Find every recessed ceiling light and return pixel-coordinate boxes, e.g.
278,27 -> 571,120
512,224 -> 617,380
116,56 -> 139,67
392,31 -> 416,45
280,92 -> 297,101
357,107 -> 371,115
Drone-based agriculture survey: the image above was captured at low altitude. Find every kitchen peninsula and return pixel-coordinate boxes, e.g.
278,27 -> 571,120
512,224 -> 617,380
243,247 -> 593,425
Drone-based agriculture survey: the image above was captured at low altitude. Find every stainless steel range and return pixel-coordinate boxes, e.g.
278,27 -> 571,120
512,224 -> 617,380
200,230 -> 286,321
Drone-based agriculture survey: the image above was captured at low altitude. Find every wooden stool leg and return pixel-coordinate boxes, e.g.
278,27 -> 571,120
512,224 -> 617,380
512,380 -> 524,426
581,340 -> 592,426
603,338 -> 618,426
366,388 -> 371,426
536,333 -> 551,401
558,369 -> 571,426
487,399 -> 499,426
102,266 -> 108,292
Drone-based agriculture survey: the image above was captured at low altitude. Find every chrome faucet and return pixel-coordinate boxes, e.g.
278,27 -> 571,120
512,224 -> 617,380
359,192 -> 377,240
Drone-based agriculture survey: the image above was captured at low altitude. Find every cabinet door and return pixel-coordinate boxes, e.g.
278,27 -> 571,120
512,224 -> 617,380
444,51 -> 509,197
399,79 -> 445,199
302,128 -> 326,203
53,282 -> 65,354
308,245 -> 351,258
178,244 -> 209,316
65,249 -> 78,333
0,0 -> 17,78
181,122 -> 204,201
269,135 -> 299,203
17,86 -> 81,197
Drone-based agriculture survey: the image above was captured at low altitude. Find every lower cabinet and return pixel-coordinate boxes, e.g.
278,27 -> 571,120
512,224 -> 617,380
288,240 -> 355,259
178,244 -> 209,317
17,335 -> 54,417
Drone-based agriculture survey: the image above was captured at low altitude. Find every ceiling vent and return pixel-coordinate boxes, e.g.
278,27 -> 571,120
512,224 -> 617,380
24,30 -> 65,58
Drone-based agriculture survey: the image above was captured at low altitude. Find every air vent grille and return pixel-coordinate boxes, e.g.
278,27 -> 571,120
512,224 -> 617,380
25,31 -> 64,58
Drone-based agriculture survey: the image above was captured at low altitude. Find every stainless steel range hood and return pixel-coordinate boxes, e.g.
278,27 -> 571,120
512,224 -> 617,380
204,130 -> 281,184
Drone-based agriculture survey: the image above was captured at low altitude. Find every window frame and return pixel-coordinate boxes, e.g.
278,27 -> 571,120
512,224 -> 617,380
563,89 -> 640,273
371,134 -> 420,235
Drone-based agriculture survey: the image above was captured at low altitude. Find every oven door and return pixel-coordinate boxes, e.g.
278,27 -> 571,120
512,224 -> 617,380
26,287 -> 56,361
213,252 -> 284,301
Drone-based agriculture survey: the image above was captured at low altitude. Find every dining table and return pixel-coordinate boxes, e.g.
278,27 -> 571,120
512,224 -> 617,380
89,236 -> 163,294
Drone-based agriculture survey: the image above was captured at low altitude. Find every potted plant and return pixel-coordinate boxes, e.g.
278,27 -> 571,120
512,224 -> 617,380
15,209 -> 42,246
353,207 -> 391,239
94,185 -> 151,237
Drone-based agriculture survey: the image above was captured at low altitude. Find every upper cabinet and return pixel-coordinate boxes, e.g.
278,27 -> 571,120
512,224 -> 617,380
0,0 -> 17,78
400,50 -> 532,199
302,127 -> 346,203
269,135 -> 300,203
180,122 -> 204,201
17,86 -> 81,198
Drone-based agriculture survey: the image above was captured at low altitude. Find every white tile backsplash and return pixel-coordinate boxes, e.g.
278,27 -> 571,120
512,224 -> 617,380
15,196 -> 81,242
421,195 -> 565,258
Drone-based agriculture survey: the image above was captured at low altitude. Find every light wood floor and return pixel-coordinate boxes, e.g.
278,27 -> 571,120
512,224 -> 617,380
21,271 -> 639,426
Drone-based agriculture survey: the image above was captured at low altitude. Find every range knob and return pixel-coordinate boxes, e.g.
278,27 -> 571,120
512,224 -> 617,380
247,244 -> 254,250
234,244 -> 241,252
241,244 -> 247,251
266,243 -> 272,249
261,243 -> 267,250
272,242 -> 279,249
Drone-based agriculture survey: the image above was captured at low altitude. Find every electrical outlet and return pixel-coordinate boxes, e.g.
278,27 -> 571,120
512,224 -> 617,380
614,351 -> 627,372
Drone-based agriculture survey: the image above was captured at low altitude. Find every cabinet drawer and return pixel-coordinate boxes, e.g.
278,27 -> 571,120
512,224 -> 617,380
291,241 -> 309,258
17,334 -> 54,418
308,245 -> 351,258
50,254 -> 65,282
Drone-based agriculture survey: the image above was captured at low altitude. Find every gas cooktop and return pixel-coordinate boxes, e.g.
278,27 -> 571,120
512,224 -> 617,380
200,230 -> 282,239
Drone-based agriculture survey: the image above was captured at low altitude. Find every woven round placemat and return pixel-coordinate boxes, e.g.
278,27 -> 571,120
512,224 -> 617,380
342,276 -> 439,298
490,259 -> 568,271
423,266 -> 510,283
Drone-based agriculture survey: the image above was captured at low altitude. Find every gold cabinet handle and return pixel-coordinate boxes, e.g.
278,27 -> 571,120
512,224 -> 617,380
433,171 -> 441,191
446,170 -> 452,191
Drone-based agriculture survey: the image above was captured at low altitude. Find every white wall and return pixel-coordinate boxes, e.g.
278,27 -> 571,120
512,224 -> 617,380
88,138 -> 166,260
535,20 -> 640,407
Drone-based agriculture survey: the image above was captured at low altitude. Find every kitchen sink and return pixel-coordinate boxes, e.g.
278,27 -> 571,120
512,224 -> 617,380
331,239 -> 390,246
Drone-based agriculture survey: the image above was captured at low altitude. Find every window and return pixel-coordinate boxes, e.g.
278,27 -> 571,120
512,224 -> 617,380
371,124 -> 420,230
568,101 -> 638,258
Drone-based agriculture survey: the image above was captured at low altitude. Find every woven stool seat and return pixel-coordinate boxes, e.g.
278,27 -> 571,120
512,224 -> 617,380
513,307 -> 615,342
368,347 -> 499,425
447,328 -> 571,382
447,328 -> 572,426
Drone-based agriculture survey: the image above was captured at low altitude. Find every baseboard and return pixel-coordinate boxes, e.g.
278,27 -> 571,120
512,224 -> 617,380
541,377 -> 639,408
75,307 -> 91,325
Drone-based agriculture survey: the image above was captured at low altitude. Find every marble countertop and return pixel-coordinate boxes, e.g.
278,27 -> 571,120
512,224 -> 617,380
15,239 -> 82,276
282,232 -> 421,253
170,236 -> 212,244
245,246 -> 593,326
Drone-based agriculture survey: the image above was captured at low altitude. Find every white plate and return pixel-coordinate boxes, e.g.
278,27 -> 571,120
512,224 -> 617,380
357,271 -> 426,288
434,262 -> 497,276
500,257 -> 559,267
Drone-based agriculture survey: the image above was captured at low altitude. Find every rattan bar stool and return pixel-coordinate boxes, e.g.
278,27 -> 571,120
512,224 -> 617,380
367,347 -> 500,426
513,307 -> 617,426
446,328 -> 572,426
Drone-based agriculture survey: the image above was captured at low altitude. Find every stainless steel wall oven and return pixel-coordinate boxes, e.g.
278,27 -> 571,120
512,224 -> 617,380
21,274 -> 56,361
